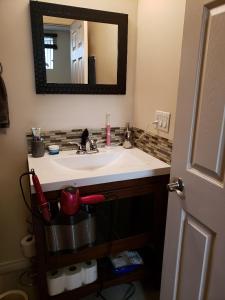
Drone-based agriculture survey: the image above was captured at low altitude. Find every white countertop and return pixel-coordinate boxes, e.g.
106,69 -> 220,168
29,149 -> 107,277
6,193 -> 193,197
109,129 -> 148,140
28,146 -> 170,193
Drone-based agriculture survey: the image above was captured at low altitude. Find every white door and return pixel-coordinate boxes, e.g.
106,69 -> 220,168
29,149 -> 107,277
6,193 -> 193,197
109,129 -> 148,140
70,20 -> 88,84
160,0 -> 225,299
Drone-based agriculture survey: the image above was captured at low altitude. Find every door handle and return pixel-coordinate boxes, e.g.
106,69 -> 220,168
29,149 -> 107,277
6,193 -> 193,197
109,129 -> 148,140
167,177 -> 185,200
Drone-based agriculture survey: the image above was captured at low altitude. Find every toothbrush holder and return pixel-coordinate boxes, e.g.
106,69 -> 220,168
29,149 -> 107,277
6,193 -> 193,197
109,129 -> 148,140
31,140 -> 45,157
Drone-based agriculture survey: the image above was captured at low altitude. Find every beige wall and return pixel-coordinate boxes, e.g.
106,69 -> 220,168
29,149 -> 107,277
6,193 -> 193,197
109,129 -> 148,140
0,0 -> 187,267
88,22 -> 118,84
134,0 -> 186,140
0,0 -> 138,265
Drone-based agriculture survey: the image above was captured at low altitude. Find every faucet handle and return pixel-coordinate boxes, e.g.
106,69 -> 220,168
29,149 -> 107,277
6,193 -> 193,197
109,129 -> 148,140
89,139 -> 98,151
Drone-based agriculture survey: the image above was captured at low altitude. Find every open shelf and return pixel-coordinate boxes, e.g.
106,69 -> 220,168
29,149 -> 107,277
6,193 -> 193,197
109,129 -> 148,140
47,233 -> 151,270
32,176 -> 169,300
50,263 -> 146,300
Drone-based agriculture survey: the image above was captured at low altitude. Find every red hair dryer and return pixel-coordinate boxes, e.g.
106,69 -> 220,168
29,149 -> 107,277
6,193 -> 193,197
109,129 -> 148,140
60,187 -> 80,215
31,170 -> 105,220
60,186 -> 105,215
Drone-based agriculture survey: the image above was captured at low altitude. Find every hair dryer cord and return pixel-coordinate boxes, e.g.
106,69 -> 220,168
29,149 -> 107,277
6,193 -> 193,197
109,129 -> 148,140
19,171 -> 44,222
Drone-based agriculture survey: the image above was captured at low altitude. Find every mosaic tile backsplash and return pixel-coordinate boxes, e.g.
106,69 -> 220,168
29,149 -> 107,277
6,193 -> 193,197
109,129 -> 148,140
26,127 -> 173,164
133,127 -> 173,164
26,127 -> 125,153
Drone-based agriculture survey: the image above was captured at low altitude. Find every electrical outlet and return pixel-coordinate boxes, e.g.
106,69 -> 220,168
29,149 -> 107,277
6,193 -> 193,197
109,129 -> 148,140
154,111 -> 171,132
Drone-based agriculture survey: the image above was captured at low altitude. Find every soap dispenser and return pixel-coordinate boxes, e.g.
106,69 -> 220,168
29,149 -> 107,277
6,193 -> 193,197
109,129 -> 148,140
123,123 -> 133,149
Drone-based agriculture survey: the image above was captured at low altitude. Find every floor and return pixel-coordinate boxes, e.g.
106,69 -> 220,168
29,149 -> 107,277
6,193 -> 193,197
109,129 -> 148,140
82,282 -> 159,300
0,268 -> 160,300
0,269 -> 37,300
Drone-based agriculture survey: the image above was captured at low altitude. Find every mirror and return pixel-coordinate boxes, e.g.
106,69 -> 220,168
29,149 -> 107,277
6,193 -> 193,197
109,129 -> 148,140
43,16 -> 118,85
30,2 -> 128,94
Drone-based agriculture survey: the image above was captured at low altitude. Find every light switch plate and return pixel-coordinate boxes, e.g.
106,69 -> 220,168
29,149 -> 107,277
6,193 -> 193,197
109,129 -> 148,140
155,110 -> 171,132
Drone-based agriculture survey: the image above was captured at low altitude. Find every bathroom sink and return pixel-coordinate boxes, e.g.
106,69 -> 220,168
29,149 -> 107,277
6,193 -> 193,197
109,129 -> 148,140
28,146 -> 170,193
51,148 -> 123,171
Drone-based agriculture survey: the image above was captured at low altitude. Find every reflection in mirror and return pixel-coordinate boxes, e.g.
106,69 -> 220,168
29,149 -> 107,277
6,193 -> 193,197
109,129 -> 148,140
43,16 -> 118,85
30,1 -> 128,94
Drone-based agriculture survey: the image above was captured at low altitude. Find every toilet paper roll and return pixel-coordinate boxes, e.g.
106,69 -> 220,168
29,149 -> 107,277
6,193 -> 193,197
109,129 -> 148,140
20,234 -> 36,258
81,260 -> 98,285
64,264 -> 82,291
46,269 -> 65,296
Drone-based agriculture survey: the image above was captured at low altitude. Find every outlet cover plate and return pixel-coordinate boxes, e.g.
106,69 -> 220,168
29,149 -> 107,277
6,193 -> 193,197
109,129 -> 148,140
155,110 -> 171,132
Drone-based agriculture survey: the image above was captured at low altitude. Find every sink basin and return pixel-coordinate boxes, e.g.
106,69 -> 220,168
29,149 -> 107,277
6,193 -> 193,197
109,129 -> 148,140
52,148 -> 123,171
28,146 -> 170,193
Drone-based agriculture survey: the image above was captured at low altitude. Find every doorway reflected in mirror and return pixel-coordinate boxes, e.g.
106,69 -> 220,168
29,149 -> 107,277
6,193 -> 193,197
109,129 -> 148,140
43,16 -> 118,85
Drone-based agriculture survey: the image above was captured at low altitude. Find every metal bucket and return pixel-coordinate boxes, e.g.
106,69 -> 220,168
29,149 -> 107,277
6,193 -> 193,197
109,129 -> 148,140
45,209 -> 96,253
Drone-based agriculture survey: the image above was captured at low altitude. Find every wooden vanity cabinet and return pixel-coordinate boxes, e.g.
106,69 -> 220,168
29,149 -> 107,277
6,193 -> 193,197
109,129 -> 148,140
32,175 -> 169,300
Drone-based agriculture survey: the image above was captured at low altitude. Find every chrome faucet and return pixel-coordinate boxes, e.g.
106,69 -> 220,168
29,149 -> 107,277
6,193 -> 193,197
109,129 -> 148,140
68,141 -> 86,154
69,129 -> 99,154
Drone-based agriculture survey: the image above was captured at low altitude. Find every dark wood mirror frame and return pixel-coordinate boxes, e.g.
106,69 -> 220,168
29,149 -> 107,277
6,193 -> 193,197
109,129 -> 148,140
30,1 -> 128,94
